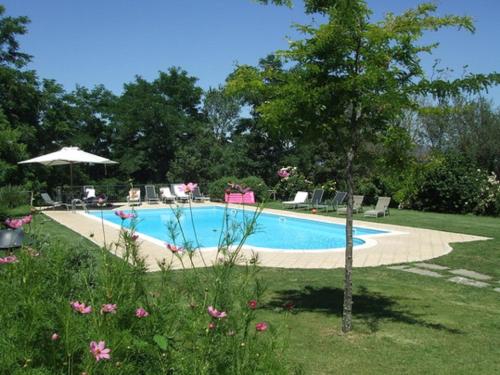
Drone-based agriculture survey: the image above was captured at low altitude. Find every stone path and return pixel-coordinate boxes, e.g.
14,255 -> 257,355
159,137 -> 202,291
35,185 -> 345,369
388,262 -> 499,293
402,267 -> 444,278
448,276 -> 490,288
414,262 -> 449,271
449,269 -> 492,281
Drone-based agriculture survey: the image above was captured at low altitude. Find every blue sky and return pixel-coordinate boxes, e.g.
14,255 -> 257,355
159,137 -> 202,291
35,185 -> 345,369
3,0 -> 499,104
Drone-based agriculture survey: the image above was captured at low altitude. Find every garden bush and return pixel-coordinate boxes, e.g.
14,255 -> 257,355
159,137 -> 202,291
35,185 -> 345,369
207,176 -> 238,200
0,185 -> 31,220
474,172 -> 500,216
274,167 -> 313,200
402,154 -> 488,214
0,185 -> 30,209
0,206 -> 295,374
239,176 -> 268,201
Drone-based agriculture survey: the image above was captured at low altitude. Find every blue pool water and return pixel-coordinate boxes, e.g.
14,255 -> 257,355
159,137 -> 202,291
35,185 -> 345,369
89,207 -> 387,250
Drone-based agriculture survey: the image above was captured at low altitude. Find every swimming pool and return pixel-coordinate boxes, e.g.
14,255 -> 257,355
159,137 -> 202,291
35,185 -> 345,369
88,207 -> 388,251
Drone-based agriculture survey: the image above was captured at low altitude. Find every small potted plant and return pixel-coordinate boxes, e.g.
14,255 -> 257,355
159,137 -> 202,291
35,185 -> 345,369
0,215 -> 30,250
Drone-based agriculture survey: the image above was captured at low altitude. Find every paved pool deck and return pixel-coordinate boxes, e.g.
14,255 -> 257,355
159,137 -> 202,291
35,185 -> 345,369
41,202 -> 490,272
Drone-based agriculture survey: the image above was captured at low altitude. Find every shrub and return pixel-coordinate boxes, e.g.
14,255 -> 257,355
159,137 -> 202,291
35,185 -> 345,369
475,172 -> 500,216
404,154 -> 484,214
0,185 -> 31,221
356,178 -> 382,206
207,176 -> 238,200
0,185 -> 30,209
239,176 -> 268,201
320,180 -> 337,200
274,167 -> 313,200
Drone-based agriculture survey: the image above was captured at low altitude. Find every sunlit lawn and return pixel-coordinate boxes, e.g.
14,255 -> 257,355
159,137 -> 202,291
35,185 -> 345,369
39,207 -> 500,374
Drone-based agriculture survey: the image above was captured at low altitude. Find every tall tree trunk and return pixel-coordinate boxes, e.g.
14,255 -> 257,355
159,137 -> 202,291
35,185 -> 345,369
342,145 -> 355,333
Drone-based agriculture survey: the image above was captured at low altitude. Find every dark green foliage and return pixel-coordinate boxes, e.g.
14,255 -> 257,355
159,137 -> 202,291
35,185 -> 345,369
403,154 -> 484,213
0,185 -> 31,220
204,86 -> 241,142
0,4 -> 32,67
239,176 -> 269,201
417,97 -> 500,176
113,68 -> 204,183
207,176 -> 238,200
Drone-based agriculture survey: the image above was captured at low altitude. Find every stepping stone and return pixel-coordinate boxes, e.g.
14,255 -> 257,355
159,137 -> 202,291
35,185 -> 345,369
449,269 -> 492,281
448,276 -> 489,288
414,263 -> 449,271
401,268 -> 443,278
388,265 -> 409,270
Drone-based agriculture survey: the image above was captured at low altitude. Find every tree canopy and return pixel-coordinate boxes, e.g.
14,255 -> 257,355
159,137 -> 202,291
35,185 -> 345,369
0,1 -> 498,217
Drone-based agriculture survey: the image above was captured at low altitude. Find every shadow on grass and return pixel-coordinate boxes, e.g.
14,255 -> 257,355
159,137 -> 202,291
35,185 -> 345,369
267,285 -> 462,334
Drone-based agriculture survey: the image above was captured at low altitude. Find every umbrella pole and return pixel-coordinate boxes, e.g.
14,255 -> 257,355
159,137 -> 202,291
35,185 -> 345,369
70,163 -> 73,199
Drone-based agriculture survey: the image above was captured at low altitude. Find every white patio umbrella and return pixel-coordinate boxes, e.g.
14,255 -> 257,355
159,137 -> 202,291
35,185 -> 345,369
18,146 -> 118,187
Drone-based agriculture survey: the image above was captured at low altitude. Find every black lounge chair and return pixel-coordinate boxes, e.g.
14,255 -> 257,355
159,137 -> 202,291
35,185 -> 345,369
41,193 -> 68,210
306,189 -> 328,211
192,186 -> 210,202
145,185 -> 160,204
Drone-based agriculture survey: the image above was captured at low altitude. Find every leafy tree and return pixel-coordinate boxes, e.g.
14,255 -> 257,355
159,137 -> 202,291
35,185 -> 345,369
203,86 -> 241,142
417,96 -> 500,175
0,5 -> 38,186
37,79 -> 74,151
0,109 -> 27,185
112,68 -> 204,182
0,4 -> 31,68
246,0 -> 500,332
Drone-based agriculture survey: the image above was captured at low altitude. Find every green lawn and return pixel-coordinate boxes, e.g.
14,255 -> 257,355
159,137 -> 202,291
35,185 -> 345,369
39,208 -> 500,374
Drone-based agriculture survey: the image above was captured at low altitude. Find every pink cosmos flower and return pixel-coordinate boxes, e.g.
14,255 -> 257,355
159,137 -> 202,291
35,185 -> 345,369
51,333 -> 60,341
0,255 -> 17,264
207,306 -> 227,319
4,218 -> 23,229
277,168 -> 290,179
247,300 -> 257,310
166,243 -> 184,254
100,304 -> 117,314
70,301 -> 92,314
21,215 -> 33,224
255,322 -> 268,332
114,210 -> 136,220
135,307 -> 149,318
181,182 -> 198,193
89,341 -> 111,362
